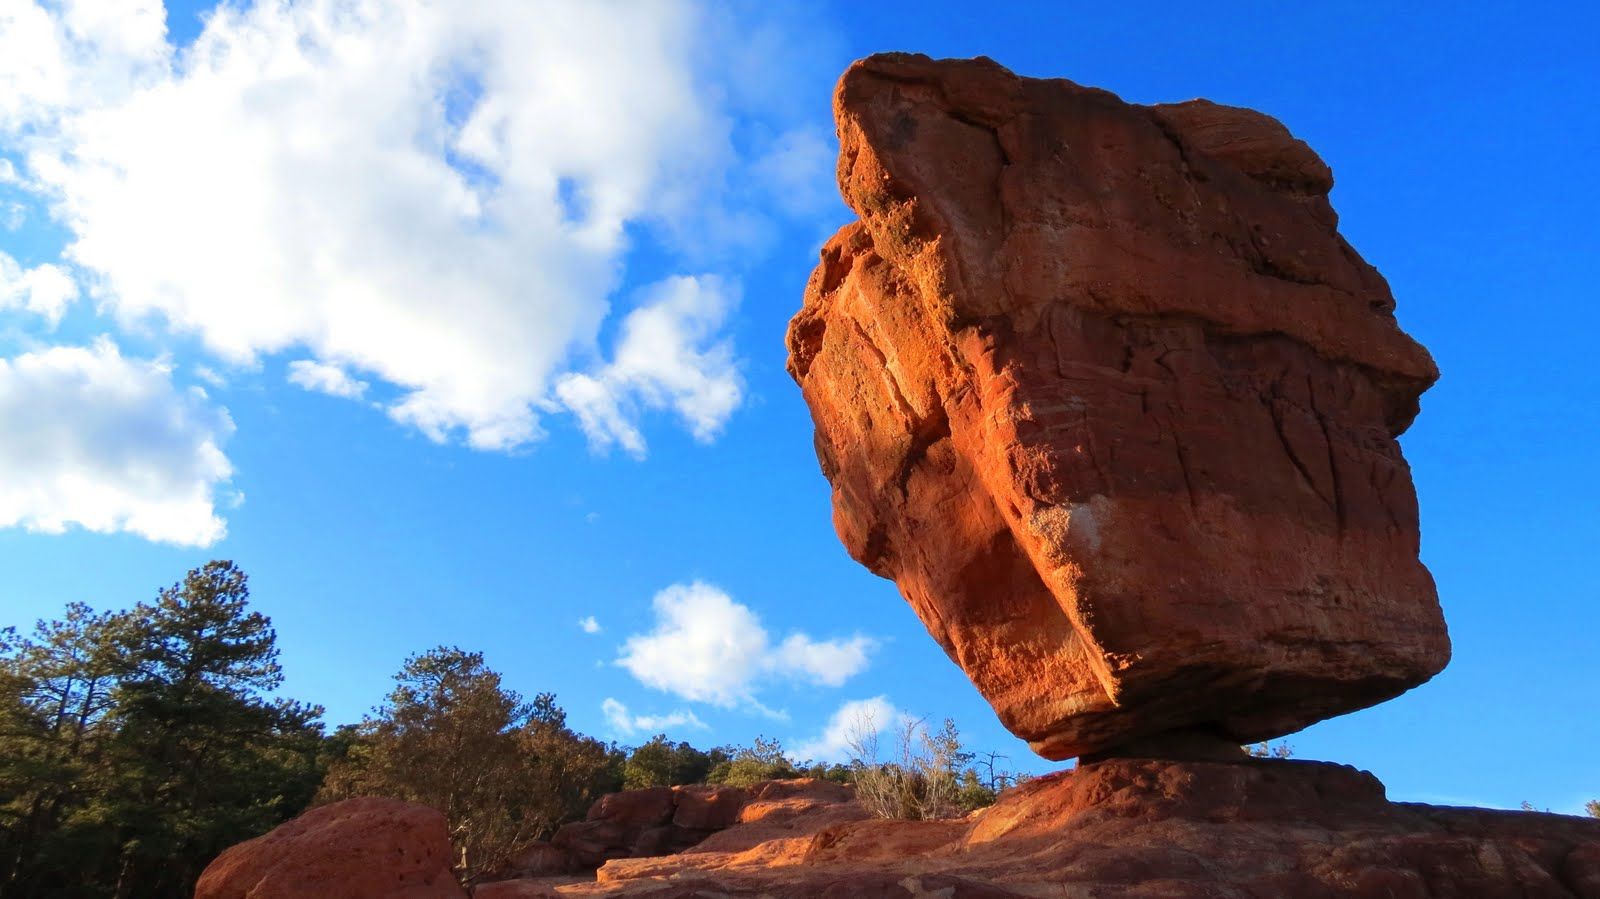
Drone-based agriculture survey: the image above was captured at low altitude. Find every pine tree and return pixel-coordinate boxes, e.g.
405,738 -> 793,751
0,562 -> 324,898
319,648 -> 622,881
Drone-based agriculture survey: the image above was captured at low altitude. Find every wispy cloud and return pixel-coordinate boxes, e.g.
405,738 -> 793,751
791,696 -> 908,764
601,697 -> 707,738
287,359 -> 369,400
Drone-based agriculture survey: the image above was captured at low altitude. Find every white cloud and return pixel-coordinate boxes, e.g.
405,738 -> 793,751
192,364 -> 226,388
774,633 -> 878,688
578,615 -> 601,634
601,697 -> 707,738
792,696 -> 909,764
751,127 -> 837,218
0,339 -> 234,546
287,358 -> 368,400
0,0 -> 817,454
0,252 -> 77,323
556,275 -> 741,457
617,581 -> 875,709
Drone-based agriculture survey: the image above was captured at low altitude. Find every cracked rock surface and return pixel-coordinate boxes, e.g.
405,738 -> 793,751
786,53 -> 1449,760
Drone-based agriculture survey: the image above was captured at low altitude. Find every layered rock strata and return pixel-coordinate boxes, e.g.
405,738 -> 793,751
786,53 -> 1449,759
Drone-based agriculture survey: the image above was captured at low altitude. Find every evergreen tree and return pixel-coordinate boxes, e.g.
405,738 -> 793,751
623,735 -> 722,788
0,562 -> 324,898
319,648 -> 622,881
707,736 -> 799,787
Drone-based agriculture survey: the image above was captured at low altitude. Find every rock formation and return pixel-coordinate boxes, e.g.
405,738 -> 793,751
194,54 -> 1597,899
544,783 -> 761,872
476,762 -> 1600,898
198,773 -> 1600,898
786,53 -> 1450,759
194,797 -> 464,899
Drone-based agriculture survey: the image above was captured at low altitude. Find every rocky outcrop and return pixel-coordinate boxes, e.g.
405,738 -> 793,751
196,769 -> 1600,898
786,53 -> 1450,760
545,784 -> 756,871
489,759 -> 1600,898
194,797 -> 463,899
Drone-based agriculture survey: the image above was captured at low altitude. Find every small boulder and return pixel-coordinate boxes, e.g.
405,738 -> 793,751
587,786 -> 676,827
491,840 -> 571,878
551,819 -> 635,869
672,785 -> 748,830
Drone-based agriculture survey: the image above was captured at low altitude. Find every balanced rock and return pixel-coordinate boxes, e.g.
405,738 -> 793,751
786,54 -> 1449,759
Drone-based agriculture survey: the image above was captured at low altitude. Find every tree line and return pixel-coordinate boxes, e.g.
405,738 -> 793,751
29,561 -> 1557,896
0,561 -> 1027,897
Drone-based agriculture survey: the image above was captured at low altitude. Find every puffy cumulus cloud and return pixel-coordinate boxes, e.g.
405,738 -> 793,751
0,339 -> 234,546
791,696 -> 909,764
578,616 -> 601,634
1,0 -> 817,454
600,697 -> 706,738
0,0 -> 169,133
555,276 -> 740,457
0,252 -> 77,323
287,359 -> 368,400
617,581 -> 876,710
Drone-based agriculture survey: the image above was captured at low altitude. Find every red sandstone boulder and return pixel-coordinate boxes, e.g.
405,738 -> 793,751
551,820 -> 638,869
786,53 -> 1450,760
587,787 -> 676,828
672,785 -> 748,829
193,797 -> 463,899
492,840 -> 573,878
551,782 -> 760,869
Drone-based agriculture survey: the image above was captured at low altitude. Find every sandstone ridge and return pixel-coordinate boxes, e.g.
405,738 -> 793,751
786,53 -> 1450,760
208,764 -> 1600,898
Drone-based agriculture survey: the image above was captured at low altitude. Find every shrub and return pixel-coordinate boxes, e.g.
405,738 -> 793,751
708,736 -> 799,787
847,716 -> 971,820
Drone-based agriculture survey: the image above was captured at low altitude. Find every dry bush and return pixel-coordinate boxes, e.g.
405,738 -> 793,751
845,714 -> 966,820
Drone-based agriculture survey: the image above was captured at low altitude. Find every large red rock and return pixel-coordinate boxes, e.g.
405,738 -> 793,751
786,53 -> 1450,759
494,759 -> 1600,898
194,797 -> 463,899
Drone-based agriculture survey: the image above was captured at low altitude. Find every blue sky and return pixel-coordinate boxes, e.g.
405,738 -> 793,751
1,1 -> 1595,813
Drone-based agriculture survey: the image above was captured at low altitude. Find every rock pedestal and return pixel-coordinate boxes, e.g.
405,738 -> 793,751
787,53 -> 1449,759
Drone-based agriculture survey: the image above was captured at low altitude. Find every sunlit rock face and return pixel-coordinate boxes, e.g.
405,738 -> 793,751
786,53 -> 1448,760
